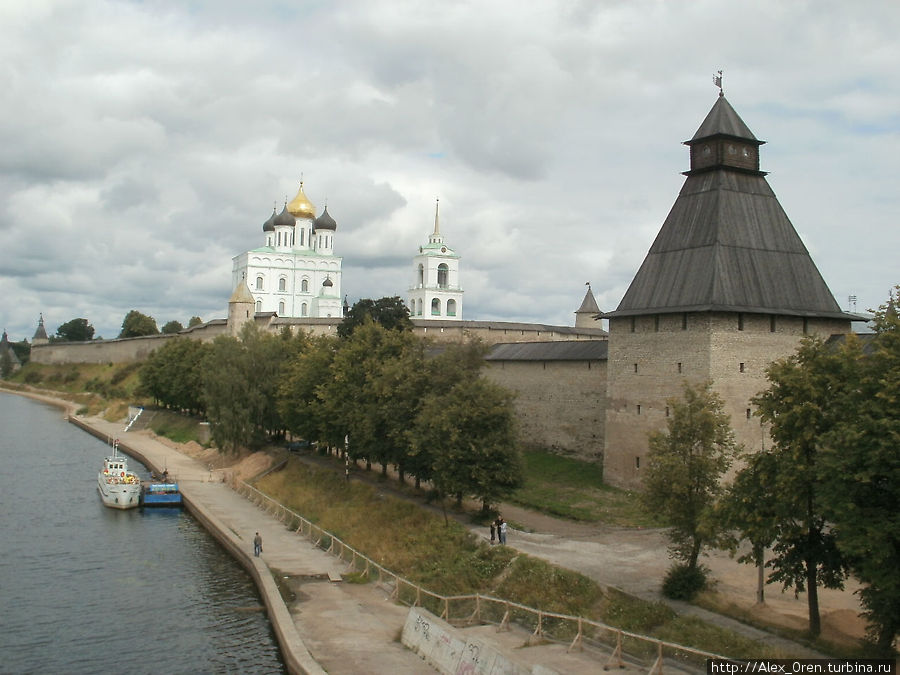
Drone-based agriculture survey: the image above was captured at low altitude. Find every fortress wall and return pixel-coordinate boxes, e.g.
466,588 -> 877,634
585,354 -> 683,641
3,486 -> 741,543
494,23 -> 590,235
484,358 -> 606,463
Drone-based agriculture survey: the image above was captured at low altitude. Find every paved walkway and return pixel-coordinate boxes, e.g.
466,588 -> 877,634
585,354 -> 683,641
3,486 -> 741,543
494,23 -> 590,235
75,412 -> 623,674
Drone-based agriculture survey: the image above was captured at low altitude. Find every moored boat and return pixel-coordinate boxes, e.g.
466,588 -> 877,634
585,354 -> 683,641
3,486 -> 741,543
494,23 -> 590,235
97,442 -> 141,509
141,481 -> 182,507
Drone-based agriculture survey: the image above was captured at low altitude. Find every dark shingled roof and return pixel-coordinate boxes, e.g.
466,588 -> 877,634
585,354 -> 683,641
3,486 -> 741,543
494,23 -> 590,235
486,340 -> 608,361
607,96 -> 855,321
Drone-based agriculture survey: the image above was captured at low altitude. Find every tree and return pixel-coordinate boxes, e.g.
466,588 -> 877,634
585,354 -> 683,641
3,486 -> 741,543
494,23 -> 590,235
119,310 -> 158,338
0,350 -> 12,378
278,335 -> 336,445
161,320 -> 184,334
641,381 -> 738,574
322,321 -> 422,472
412,376 -> 522,513
140,337 -> 210,414
187,316 -> 203,328
717,449 -> 780,605
53,318 -> 94,342
337,296 -> 412,338
818,287 -> 900,650
752,336 -> 852,637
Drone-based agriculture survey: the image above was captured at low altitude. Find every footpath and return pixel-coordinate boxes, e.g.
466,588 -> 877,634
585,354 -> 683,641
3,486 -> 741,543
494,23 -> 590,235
55,405 -> 625,675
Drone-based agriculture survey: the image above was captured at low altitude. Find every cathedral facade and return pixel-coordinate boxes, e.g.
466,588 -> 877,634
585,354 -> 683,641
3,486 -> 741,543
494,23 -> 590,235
231,181 -> 343,320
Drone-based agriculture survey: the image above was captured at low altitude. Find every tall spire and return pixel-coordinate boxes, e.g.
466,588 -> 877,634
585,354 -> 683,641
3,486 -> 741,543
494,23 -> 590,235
428,197 -> 443,245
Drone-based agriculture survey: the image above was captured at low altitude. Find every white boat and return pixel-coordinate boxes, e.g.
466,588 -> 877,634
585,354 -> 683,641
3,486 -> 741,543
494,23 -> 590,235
97,441 -> 141,509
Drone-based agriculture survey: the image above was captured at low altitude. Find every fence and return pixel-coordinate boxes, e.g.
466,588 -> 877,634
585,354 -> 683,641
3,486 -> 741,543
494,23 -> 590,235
232,478 -> 732,673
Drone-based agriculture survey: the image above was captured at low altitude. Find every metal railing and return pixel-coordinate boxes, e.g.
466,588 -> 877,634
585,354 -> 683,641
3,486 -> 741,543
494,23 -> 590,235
232,478 -> 732,673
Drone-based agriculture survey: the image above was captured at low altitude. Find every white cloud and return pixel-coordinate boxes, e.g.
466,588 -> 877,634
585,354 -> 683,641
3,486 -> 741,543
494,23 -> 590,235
1,0 -> 898,341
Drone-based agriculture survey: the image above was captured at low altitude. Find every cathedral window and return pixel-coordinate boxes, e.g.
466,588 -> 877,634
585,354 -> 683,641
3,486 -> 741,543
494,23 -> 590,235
437,264 -> 449,288
278,301 -> 285,314
447,299 -> 457,316
417,264 -> 424,287
300,229 -> 305,246
279,278 -> 286,292
256,276 -> 264,291
255,300 -> 262,312
431,298 -> 441,315
417,299 -> 423,316
301,303 -> 308,317
301,279 -> 309,293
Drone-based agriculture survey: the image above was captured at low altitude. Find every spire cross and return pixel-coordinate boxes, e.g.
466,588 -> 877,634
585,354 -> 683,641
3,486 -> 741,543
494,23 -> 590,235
713,70 -> 724,96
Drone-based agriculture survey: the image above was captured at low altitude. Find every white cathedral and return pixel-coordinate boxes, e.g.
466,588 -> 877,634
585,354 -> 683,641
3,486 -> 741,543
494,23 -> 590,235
233,184 -> 463,322
232,181 -> 343,319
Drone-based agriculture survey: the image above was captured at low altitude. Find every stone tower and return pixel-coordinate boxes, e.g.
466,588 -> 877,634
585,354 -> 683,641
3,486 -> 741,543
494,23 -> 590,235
228,276 -> 256,337
602,92 -> 857,488
575,284 -> 601,328
408,199 -> 463,320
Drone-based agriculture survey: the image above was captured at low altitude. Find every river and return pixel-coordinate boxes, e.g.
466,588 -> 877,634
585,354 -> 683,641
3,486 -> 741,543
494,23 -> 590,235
0,392 -> 285,674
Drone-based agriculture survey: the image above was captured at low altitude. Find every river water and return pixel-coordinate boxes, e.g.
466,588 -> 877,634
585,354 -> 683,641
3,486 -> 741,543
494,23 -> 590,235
0,393 -> 285,674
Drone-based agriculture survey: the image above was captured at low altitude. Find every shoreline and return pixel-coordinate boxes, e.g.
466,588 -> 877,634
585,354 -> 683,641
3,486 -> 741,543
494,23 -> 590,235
1,386 -> 323,675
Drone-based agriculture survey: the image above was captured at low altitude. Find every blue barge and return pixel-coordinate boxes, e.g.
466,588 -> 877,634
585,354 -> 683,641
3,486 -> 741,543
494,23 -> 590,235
141,482 -> 182,507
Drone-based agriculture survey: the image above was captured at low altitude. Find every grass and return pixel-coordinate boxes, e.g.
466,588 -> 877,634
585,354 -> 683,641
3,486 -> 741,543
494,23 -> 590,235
510,448 -> 659,527
146,408 -> 207,445
256,457 -> 788,660
8,361 -> 146,415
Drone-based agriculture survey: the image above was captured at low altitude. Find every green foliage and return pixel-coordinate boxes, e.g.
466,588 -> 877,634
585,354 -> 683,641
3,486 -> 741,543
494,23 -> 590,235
278,335 -> 335,446
202,323 -> 302,451
0,351 -> 13,378
641,381 -> 738,570
119,310 -> 159,338
816,286 -> 900,651
662,563 -> 708,600
160,320 -> 184,334
604,588 -> 676,632
337,296 -> 412,338
413,376 -> 522,509
53,318 -> 95,342
9,339 -> 31,364
140,337 -> 210,413
750,336 -> 851,637
187,316 -> 203,328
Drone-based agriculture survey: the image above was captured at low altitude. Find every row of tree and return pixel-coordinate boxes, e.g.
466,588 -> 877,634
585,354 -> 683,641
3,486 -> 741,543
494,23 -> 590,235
140,298 -> 524,511
643,287 -> 899,650
50,312 -> 203,342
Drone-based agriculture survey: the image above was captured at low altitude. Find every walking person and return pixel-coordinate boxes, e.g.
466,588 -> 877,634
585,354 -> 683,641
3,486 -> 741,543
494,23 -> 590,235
253,531 -> 262,557
498,517 -> 507,545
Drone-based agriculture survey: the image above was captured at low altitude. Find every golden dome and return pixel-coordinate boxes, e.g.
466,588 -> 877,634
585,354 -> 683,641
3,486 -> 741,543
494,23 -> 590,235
287,181 -> 316,220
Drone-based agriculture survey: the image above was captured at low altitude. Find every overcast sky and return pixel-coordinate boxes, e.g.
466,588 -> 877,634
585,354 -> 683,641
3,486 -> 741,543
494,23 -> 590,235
1,0 -> 898,341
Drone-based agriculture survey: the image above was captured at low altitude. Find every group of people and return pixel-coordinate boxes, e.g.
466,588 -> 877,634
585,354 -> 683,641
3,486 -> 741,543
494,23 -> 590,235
489,517 -> 507,545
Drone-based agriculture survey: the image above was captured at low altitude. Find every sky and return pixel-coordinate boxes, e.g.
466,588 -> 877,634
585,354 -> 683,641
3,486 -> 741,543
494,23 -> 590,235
1,0 -> 898,342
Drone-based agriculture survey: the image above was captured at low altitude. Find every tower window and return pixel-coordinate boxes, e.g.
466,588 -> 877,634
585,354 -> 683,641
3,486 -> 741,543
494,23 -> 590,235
682,313 -> 688,330
654,315 -> 660,332
770,315 -> 777,333
746,408 -> 752,420
677,362 -> 683,374
738,313 -> 745,331
437,263 -> 449,288
447,299 -> 457,316
633,363 -> 638,373
636,404 -> 641,415
630,317 -> 636,333
431,298 -> 441,315
739,362 -> 745,373
635,456 -> 640,469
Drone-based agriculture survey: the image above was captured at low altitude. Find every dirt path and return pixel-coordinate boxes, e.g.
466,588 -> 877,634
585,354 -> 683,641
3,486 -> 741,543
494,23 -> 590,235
291,449 -> 868,656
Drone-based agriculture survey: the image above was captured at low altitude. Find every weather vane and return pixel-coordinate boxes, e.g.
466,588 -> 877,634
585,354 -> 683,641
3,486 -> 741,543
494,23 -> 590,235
713,70 -> 724,96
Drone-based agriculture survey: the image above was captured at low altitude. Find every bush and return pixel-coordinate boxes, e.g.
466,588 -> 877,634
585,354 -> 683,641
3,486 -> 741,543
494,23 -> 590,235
662,563 -> 708,600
